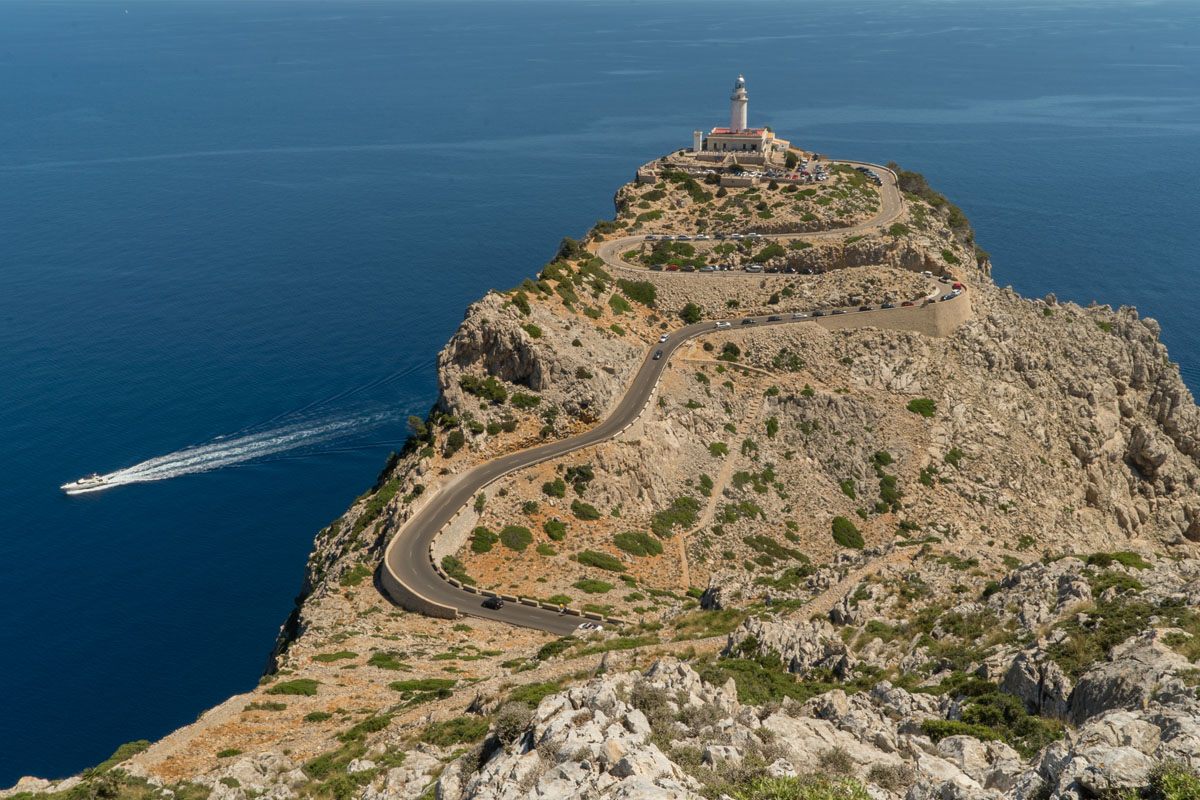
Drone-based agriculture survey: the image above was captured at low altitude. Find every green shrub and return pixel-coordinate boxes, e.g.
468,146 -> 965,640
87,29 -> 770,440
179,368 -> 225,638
339,563 -> 373,587
367,652 -> 410,671
577,550 -> 626,572
650,496 -> 702,538
305,712 -> 333,722
907,397 -> 937,418
389,678 -> 456,692
717,342 -> 740,362
216,749 -> 243,759
574,579 -> 615,594
542,478 -> 567,498
887,222 -> 911,237
608,294 -> 632,314
91,741 -> 151,774
709,442 -> 729,457
921,719 -> 1000,743
459,375 -> 508,404
536,543 -> 557,556
471,526 -> 498,553
831,516 -> 864,549
1145,760 -> 1200,800
571,500 -> 602,520
420,717 -> 489,747
617,279 -> 657,307
500,525 -> 534,551
511,392 -> 541,410
442,555 -> 474,585
1087,551 -> 1150,570
614,531 -> 664,557
680,302 -> 702,324
543,519 -> 567,540
265,679 -> 320,696
312,650 -> 357,663
522,323 -> 543,339
521,500 -> 539,515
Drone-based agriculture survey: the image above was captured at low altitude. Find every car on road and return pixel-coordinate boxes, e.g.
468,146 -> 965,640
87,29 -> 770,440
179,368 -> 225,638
941,294 -> 954,301
715,321 -> 731,328
741,318 -> 757,325
658,334 -> 670,343
792,312 -> 808,319
901,300 -> 915,307
698,266 -> 714,273
677,234 -> 692,240
953,283 -> 964,290
681,265 -> 696,272
730,233 -> 744,240
649,264 -> 664,271
715,233 -> 727,240
812,311 -> 827,317
577,622 -> 604,632
696,234 -> 710,241
952,289 -> 962,296
644,235 -> 658,241
921,270 -> 933,277
747,232 -> 763,239
482,597 -> 504,610
744,264 -> 763,273
767,315 -> 782,321
859,305 -> 873,312
881,303 -> 895,309
832,309 -> 848,315
665,265 -> 680,271
653,349 -> 664,360
939,277 -> 951,284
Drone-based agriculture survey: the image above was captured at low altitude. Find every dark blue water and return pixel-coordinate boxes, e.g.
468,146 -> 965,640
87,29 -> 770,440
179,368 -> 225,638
2,0 -> 1198,785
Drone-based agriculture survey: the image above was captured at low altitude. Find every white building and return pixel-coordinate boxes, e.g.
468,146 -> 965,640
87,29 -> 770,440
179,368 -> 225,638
693,75 -> 789,156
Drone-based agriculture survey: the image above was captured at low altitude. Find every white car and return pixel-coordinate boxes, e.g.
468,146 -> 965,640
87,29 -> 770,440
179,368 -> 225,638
696,234 -> 710,240
715,321 -> 731,329
792,312 -> 809,319
658,334 -> 670,343
577,622 -> 604,632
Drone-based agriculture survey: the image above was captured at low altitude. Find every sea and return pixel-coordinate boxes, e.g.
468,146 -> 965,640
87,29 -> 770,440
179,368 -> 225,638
1,0 -> 1198,785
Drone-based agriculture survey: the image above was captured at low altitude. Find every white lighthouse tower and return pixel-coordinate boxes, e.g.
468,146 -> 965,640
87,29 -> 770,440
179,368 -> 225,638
730,74 -> 748,132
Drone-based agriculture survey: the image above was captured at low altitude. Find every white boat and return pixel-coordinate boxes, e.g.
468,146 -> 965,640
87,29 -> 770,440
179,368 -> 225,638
61,473 -> 109,493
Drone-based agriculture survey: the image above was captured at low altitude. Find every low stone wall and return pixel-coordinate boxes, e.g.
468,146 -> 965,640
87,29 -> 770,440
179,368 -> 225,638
812,292 -> 971,338
376,558 -> 459,620
430,505 -> 479,563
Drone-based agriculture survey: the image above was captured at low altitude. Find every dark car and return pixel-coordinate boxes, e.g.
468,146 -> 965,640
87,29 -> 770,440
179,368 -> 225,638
741,318 -> 757,325
681,265 -> 696,272
482,597 -> 504,610
881,303 -> 895,309
859,305 -> 872,312
653,349 -> 664,360
767,315 -> 782,321
649,264 -> 664,271
812,310 -> 827,317
715,233 -> 727,240
941,294 -> 954,301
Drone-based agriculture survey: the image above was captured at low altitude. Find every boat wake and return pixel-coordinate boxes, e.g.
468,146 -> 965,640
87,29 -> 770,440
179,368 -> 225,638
61,358 -> 434,495
62,412 -> 399,495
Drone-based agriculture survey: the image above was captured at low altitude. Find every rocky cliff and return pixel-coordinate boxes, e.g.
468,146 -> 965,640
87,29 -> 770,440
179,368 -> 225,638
7,160 -> 1200,800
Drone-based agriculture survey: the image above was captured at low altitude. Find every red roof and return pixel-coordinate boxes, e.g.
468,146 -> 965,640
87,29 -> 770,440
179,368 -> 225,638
709,127 -> 767,136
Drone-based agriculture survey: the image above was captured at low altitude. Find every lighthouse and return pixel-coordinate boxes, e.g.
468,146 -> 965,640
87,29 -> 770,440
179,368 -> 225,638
730,74 -> 748,132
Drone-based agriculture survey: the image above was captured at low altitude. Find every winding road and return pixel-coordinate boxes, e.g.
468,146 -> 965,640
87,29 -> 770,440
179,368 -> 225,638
380,159 -> 962,634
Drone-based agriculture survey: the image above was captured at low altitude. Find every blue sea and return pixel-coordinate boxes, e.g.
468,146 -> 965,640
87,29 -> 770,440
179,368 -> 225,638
2,0 -> 1198,785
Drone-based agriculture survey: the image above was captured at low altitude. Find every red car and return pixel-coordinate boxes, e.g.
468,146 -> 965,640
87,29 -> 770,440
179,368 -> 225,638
901,301 -> 915,307
952,283 -> 964,290
666,264 -> 680,271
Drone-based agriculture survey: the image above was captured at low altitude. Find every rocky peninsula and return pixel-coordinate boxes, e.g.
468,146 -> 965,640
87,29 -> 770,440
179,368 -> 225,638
7,149 -> 1200,800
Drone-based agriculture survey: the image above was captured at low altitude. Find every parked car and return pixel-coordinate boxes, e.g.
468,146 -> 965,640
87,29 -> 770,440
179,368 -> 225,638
698,266 -> 714,272
715,321 -> 731,329
832,309 -> 848,315
645,235 -> 658,241
665,265 -> 680,271
859,306 -> 872,312
881,303 -> 895,309
653,349 -> 664,360
482,597 -> 504,610
658,334 -> 669,343
677,234 -> 692,240
696,234 -> 710,240
812,311 -> 827,317
941,294 -> 954,301
681,265 -> 696,272
792,312 -> 809,319
741,318 -> 757,325
901,300 -> 915,307
767,315 -> 782,321
715,233 -> 727,240
921,270 -> 933,277
649,264 -> 664,271
744,264 -> 763,273
577,622 -> 604,632
953,283 -> 964,290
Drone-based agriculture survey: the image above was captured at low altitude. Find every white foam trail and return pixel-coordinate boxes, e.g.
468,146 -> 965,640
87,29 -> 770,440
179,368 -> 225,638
64,413 -> 388,494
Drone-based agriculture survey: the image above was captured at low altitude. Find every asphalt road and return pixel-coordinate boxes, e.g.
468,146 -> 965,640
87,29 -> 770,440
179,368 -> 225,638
596,160 -> 903,275
380,160 -> 961,634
